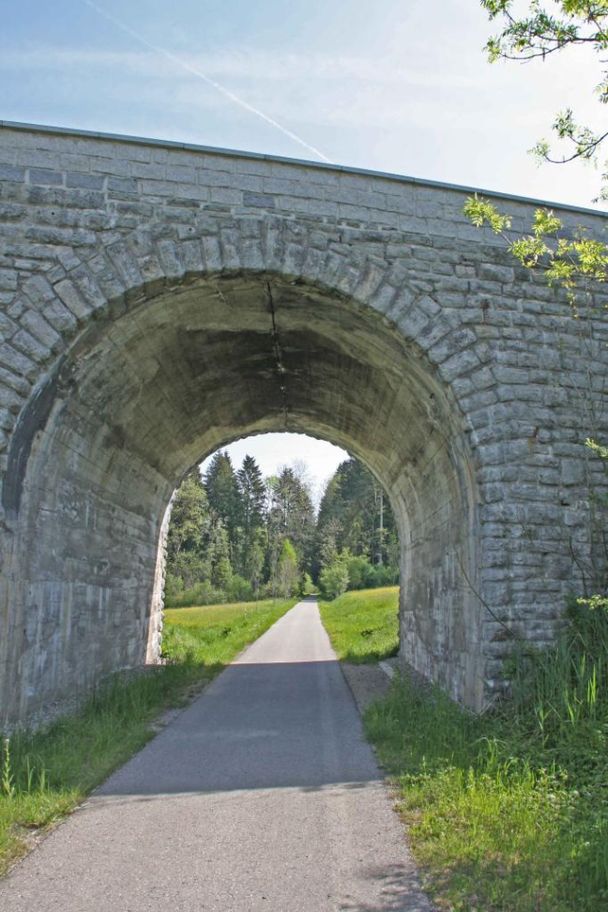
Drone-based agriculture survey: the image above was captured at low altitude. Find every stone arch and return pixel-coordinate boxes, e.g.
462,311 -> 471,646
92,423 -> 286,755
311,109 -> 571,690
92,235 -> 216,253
1,124 -> 607,730
0,222 -> 483,726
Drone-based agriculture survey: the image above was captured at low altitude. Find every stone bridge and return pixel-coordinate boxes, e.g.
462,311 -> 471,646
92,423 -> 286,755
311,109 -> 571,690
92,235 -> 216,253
0,121 -> 606,727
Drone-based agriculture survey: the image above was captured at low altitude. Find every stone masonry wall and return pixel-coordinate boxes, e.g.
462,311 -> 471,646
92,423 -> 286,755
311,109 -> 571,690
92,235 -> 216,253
0,122 -> 607,726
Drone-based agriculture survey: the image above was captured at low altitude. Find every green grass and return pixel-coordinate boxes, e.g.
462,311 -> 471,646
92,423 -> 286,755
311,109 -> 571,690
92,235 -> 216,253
363,598 -> 608,912
318,586 -> 608,909
318,585 -> 399,663
162,599 -> 297,666
0,597 -> 295,876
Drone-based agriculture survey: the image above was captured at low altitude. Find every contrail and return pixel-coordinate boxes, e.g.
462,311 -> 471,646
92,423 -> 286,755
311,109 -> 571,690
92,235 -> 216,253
83,0 -> 332,163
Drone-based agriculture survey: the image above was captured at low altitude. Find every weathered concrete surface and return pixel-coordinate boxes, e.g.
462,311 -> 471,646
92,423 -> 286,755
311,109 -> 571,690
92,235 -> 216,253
0,122 -> 607,725
0,600 -> 433,912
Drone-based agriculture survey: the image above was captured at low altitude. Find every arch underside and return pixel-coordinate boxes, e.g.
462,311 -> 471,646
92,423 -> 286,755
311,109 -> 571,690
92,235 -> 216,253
1,272 -> 481,725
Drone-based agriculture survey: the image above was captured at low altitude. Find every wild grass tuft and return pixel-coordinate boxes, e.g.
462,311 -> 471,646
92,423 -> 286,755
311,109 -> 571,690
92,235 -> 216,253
0,597 -> 295,876
364,596 -> 608,912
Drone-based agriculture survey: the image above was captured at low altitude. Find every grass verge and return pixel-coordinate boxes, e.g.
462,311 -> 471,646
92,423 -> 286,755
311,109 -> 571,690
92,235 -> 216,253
0,597 -> 295,876
318,585 -> 608,909
318,585 -> 399,663
364,600 -> 608,911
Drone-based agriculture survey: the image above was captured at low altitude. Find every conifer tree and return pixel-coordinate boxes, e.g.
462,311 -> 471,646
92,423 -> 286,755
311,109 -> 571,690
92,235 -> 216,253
204,450 -> 241,541
237,455 -> 266,536
315,459 -> 398,585
236,455 -> 267,584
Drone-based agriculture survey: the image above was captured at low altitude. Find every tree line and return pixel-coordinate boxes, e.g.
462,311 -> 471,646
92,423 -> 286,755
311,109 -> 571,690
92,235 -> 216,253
164,451 -> 399,606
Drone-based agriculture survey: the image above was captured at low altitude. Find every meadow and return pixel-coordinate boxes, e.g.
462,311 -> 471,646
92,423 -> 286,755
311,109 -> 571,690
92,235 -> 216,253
318,585 -> 400,663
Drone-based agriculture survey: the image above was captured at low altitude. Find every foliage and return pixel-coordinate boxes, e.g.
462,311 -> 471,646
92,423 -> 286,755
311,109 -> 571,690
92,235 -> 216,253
166,575 -> 256,608
0,597 -> 295,876
365,596 -> 608,910
166,452 -> 397,606
318,586 -> 400,662
236,456 -> 267,585
299,572 -> 316,596
316,459 -> 398,571
166,471 -> 209,566
274,538 -> 300,597
344,553 -> 372,589
464,194 -> 608,304
367,563 -> 400,587
165,578 -> 226,608
165,470 -> 236,594
315,458 -> 399,593
242,528 -> 266,595
481,0 -> 608,197
352,558 -> 399,589
318,553 -> 350,601
266,466 -> 316,580
317,550 -> 399,601
586,435 -> 608,459
204,451 -> 240,541
237,455 -> 266,533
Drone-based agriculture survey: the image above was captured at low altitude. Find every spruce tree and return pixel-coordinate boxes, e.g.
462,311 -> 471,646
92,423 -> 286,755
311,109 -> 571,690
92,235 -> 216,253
204,451 -> 241,540
237,455 -> 266,536
267,466 -> 315,573
315,458 -> 399,583
236,455 -> 267,583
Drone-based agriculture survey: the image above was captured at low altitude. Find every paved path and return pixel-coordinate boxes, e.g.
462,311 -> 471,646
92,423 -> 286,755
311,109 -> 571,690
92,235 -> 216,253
0,600 -> 431,911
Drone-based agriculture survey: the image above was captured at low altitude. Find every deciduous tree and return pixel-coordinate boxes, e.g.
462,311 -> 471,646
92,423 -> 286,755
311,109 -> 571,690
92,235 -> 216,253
482,0 -> 608,197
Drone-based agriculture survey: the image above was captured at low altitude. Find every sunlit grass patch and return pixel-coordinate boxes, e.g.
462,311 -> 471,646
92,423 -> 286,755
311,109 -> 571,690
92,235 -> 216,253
318,586 -> 399,663
163,598 -> 295,666
320,585 -> 608,908
365,669 -> 608,912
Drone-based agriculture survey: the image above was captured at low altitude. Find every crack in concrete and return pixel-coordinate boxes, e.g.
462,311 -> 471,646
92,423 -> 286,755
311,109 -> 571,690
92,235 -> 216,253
266,281 -> 290,429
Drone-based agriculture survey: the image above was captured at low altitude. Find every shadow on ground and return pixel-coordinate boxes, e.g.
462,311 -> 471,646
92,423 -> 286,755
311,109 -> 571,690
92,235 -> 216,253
97,659 -> 383,796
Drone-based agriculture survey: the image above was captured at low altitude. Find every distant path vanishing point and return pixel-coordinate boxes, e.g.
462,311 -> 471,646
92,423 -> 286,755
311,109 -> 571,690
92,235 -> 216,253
0,600 -> 432,911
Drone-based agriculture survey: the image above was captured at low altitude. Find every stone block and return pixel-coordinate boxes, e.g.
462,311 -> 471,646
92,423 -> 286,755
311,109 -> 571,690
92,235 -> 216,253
0,164 -> 25,182
243,191 -> 275,209
28,167 -> 63,186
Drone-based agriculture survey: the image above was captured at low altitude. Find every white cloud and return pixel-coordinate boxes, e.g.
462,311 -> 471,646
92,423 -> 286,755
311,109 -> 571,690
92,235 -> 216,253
0,44 -> 478,88
200,432 -> 349,505
3,38 -> 601,134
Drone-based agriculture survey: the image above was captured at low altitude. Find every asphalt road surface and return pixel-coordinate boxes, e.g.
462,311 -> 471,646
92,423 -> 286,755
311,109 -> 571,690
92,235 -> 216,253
0,599 -> 432,911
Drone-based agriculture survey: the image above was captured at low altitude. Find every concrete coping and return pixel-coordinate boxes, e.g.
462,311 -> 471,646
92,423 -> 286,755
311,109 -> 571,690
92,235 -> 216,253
1,118 -> 607,220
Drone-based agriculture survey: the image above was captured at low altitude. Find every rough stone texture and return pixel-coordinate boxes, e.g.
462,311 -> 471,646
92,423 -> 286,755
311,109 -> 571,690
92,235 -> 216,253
0,122 -> 607,726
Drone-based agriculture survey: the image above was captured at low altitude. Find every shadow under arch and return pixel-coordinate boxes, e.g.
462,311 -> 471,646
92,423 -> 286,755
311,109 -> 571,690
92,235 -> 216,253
1,270 -> 481,726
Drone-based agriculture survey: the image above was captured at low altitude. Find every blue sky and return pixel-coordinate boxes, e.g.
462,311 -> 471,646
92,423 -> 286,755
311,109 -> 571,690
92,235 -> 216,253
3,0 -> 603,489
3,0 -> 601,201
